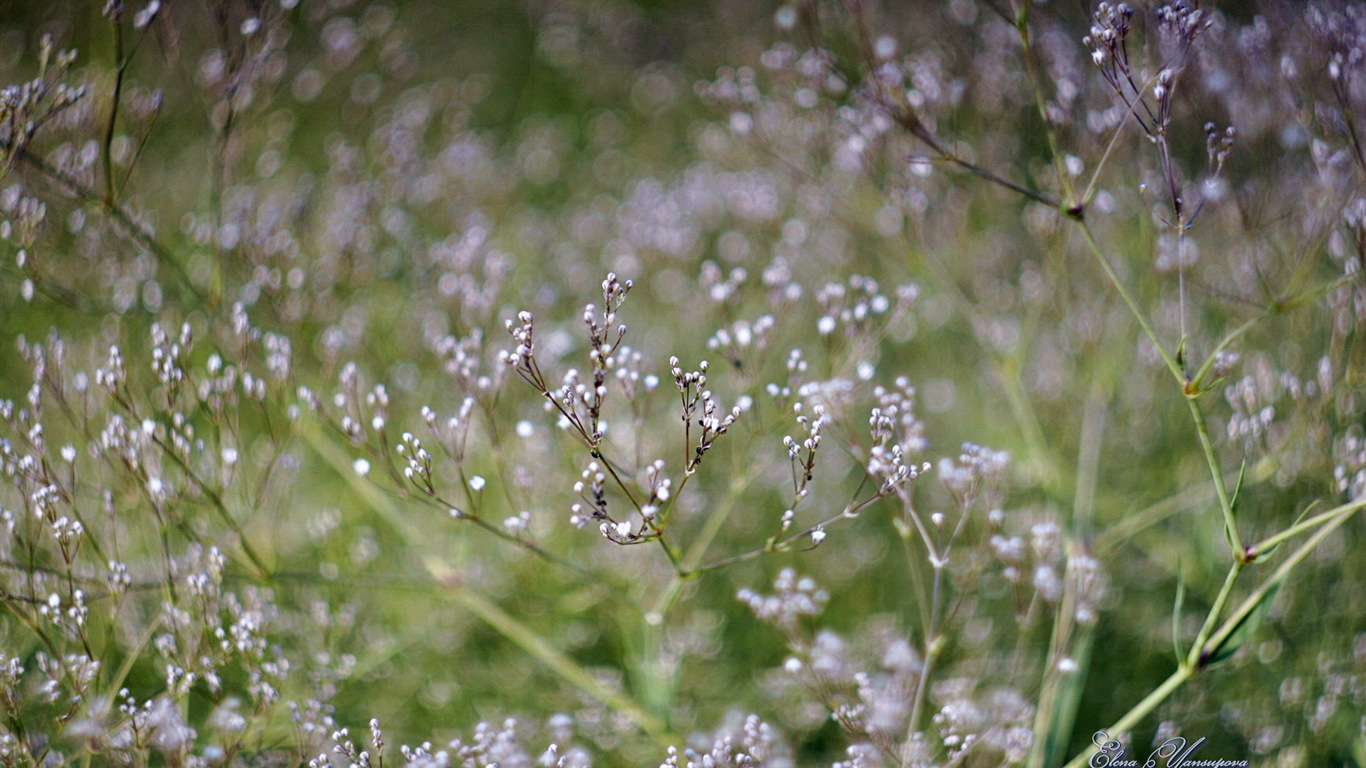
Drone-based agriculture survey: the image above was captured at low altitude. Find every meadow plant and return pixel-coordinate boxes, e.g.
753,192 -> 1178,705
0,1 -> 1363,767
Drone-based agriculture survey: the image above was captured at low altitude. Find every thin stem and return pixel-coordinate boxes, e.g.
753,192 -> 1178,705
1073,387 -> 1107,540
146,431 -> 272,580
1025,595 -> 1073,768
689,486 -> 889,576
856,0 -> 1057,211
1065,497 -> 1361,768
1247,497 -> 1366,558
1201,503 -> 1359,665
1079,77 -> 1160,206
1013,0 -> 1077,209
1183,396 -> 1240,553
1190,314 -> 1263,390
2,140 -> 203,303
1075,222 -> 1184,382
1062,668 -> 1193,768
103,11 -> 126,207
1185,561 -> 1242,669
1001,354 -> 1066,496
902,566 -> 944,765
1095,465 -> 1265,554
933,150 -> 1061,209
681,474 -> 751,568
431,565 -> 674,745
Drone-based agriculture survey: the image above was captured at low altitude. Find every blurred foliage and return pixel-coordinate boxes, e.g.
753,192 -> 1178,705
0,1 -> 1363,767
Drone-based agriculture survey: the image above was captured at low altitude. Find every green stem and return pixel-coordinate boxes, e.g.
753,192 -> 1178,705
1074,388 -> 1108,540
1201,503 -> 1358,662
1075,222 -> 1183,382
1062,667 -> 1193,768
1183,396 -> 1240,553
3,141 -> 203,303
901,567 -> 945,763
1066,497 -> 1361,768
1246,496 -> 1366,558
428,560 -> 673,745
1001,355 -> 1066,496
1185,561 -> 1242,669
1095,464 -> 1267,554
1080,110 -> 1135,207
681,475 -> 750,571
1013,1 -> 1077,209
103,11 -> 125,207
1190,314 -> 1263,391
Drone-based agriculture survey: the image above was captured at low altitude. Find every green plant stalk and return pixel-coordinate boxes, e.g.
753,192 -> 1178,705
1185,561 -> 1243,669
103,11 -> 124,207
1075,223 -> 1183,382
1033,538 -> 1084,766
1096,463 -> 1270,554
901,566 -> 945,765
1001,354 -> 1067,497
1074,388 -> 1108,539
1183,396 -> 1242,553
1190,264 -> 1349,391
1063,667 -> 1193,768
650,473 -> 752,619
1248,496 -> 1366,557
902,633 -> 940,767
682,473 -> 751,571
911,232 -> 1070,500
2,140 -> 203,303
635,608 -> 674,728
1013,1 -> 1077,209
428,560 -> 673,745
1027,400 -> 1107,767
148,431 -> 273,579
1025,608 -> 1068,768
1065,499 -> 1360,768
1190,314 -> 1263,390
1080,107 -> 1139,207
98,610 -> 164,712
306,422 -> 668,743
1201,502 -> 1356,661
1030,620 -> 1096,768
1076,218 -> 1242,553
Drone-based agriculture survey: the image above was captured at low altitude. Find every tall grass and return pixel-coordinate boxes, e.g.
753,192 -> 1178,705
0,1 -> 1362,766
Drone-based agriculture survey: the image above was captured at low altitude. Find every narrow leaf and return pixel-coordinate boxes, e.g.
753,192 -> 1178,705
1229,459 -> 1248,512
1035,624 -> 1095,768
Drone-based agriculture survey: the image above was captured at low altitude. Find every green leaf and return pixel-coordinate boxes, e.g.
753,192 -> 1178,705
1032,624 -> 1094,768
1203,581 -> 1281,668
1229,460 -> 1248,512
